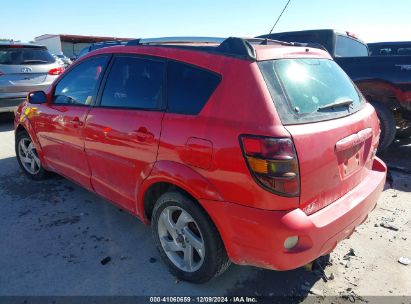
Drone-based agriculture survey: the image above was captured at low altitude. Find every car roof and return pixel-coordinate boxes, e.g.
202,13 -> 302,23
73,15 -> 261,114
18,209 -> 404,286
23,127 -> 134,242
91,40 -> 128,46
87,37 -> 332,62
0,42 -> 47,48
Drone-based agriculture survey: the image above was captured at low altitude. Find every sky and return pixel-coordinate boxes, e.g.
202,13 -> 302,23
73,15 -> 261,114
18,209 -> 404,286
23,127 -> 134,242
2,0 -> 411,43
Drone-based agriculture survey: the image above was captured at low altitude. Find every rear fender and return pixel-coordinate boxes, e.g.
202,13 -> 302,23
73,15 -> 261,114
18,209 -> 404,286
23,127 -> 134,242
136,160 -> 224,223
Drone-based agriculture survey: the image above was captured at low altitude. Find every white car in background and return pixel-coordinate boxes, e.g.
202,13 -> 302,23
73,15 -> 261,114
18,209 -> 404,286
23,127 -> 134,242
52,54 -> 65,67
54,54 -> 72,67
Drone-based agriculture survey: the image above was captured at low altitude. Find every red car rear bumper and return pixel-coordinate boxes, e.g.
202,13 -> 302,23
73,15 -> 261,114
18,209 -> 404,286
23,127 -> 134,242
200,157 -> 387,270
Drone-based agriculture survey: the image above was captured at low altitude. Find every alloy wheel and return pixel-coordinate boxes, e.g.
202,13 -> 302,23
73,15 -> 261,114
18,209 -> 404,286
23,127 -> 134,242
18,137 -> 41,175
157,206 -> 205,272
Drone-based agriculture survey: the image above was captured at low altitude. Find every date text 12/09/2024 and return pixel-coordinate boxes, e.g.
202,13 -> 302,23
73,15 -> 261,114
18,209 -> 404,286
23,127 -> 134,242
149,296 -> 258,303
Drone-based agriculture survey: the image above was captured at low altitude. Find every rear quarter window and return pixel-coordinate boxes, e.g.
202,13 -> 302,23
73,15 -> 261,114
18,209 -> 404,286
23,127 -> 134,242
259,58 -> 365,125
166,61 -> 221,115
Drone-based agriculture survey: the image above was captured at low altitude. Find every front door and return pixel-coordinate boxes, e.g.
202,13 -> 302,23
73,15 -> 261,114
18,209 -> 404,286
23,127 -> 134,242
84,55 -> 165,212
34,55 -> 110,188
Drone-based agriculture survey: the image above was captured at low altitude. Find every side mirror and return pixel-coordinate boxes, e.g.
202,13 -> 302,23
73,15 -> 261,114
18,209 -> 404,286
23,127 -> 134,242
28,91 -> 47,104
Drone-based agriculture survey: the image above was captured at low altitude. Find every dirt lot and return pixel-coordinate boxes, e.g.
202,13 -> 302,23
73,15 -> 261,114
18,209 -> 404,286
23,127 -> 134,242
0,113 -> 410,303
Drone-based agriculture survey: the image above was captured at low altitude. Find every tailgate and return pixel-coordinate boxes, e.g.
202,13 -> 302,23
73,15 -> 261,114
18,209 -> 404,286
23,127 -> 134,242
2,73 -> 48,85
285,103 -> 380,214
0,64 -> 53,92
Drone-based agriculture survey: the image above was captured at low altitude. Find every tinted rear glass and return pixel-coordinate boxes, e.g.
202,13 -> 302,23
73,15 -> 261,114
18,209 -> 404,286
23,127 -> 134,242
259,59 -> 364,125
335,36 -> 368,57
167,61 -> 221,115
0,46 -> 55,65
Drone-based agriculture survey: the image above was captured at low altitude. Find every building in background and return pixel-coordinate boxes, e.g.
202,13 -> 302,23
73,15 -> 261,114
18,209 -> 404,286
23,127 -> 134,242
34,34 -> 133,58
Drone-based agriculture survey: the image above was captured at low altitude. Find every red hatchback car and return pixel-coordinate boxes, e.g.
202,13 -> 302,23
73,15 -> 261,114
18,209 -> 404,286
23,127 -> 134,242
14,37 -> 387,283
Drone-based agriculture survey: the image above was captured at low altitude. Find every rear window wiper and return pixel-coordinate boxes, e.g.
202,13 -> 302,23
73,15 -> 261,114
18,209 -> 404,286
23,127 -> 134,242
317,98 -> 354,111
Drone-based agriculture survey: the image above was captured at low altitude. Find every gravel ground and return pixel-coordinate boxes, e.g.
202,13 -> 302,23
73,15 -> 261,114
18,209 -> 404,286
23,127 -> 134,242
0,113 -> 410,303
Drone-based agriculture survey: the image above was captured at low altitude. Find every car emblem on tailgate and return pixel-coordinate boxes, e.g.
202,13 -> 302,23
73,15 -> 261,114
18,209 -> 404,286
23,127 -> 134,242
21,67 -> 32,73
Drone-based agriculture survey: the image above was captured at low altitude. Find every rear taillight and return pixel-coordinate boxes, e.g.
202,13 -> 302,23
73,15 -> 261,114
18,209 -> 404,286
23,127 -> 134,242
48,67 -> 64,75
240,135 -> 300,196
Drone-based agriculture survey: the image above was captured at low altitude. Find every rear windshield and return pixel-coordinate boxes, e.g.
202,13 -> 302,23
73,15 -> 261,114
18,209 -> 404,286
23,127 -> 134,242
0,46 -> 55,65
335,36 -> 368,57
259,58 -> 364,125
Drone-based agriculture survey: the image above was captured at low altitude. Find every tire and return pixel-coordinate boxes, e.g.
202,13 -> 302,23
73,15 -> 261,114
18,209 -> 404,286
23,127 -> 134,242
15,130 -> 48,180
151,191 -> 230,283
371,102 -> 396,151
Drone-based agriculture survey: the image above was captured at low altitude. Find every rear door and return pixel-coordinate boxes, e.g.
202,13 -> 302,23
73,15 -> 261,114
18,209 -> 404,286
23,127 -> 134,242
33,55 -> 110,189
84,55 -> 165,212
259,58 -> 379,214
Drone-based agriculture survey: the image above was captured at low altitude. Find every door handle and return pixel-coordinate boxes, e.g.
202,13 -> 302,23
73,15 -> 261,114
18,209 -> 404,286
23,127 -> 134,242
132,127 -> 154,142
70,117 -> 84,127
335,128 -> 372,152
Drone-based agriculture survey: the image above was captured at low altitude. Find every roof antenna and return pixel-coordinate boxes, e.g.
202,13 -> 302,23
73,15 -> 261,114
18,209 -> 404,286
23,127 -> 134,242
263,0 -> 292,44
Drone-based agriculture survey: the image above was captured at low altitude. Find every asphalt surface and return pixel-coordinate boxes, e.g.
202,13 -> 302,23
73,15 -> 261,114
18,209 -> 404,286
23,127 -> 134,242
0,113 -> 410,302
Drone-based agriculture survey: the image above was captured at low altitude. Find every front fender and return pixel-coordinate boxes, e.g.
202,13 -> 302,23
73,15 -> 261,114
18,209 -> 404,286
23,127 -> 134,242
14,103 -> 47,169
136,160 -> 224,222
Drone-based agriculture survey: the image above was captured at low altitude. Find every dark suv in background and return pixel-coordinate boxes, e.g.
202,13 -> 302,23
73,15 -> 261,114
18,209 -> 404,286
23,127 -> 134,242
0,43 -> 63,113
258,29 -> 411,150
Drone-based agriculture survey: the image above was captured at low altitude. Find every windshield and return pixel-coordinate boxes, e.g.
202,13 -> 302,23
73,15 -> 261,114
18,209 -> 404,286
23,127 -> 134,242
0,46 -> 55,65
259,58 -> 364,125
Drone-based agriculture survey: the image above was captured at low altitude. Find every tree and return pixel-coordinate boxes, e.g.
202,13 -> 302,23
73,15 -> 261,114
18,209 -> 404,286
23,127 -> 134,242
0,38 -> 21,42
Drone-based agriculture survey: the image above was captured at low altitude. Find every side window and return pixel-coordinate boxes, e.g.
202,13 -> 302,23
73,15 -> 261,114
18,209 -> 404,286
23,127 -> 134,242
378,48 -> 392,55
397,48 -> 411,55
53,56 -> 108,105
100,56 -> 165,110
167,61 -> 221,115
